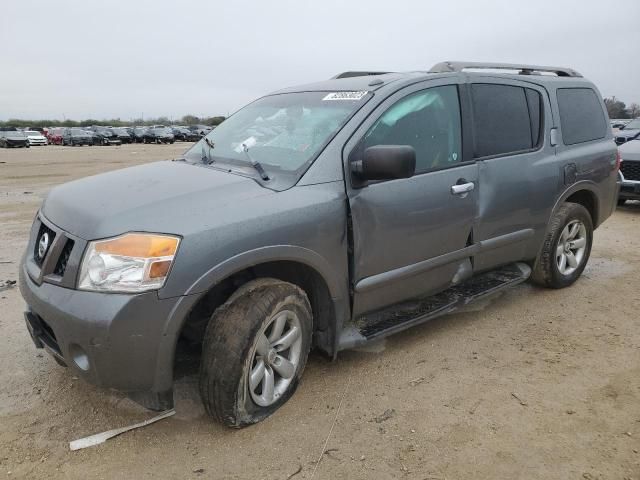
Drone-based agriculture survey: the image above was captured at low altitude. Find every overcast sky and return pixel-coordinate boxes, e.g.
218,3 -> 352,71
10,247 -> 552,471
1,0 -> 639,121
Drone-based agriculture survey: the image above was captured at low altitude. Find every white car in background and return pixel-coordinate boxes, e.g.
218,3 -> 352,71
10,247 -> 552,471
23,130 -> 48,146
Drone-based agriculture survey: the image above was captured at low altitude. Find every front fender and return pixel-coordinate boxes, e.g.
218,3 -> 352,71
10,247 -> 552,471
149,245 -> 347,393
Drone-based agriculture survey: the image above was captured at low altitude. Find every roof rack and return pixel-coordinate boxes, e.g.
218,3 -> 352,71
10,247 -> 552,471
428,61 -> 582,78
332,71 -> 391,79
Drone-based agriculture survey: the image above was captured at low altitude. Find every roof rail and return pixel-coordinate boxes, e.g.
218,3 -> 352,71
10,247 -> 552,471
428,61 -> 582,78
332,71 -> 390,79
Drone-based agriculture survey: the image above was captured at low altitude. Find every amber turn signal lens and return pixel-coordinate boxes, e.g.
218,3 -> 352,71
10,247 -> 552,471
149,260 -> 172,278
95,234 -> 179,258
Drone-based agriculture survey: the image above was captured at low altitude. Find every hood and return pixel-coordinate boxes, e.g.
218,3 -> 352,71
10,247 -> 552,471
616,128 -> 640,139
42,161 -> 273,239
619,139 -> 640,162
2,132 -> 26,140
27,134 -> 46,139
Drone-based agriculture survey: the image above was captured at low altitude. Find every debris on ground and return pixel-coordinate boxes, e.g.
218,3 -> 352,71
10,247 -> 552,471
69,409 -> 175,451
372,409 -> 396,423
511,393 -> 528,406
0,280 -> 17,292
408,377 -> 425,387
285,463 -> 302,480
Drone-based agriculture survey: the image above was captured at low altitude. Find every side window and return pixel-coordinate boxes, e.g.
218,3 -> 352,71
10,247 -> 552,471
557,88 -> 607,145
471,84 -> 542,158
362,85 -> 462,174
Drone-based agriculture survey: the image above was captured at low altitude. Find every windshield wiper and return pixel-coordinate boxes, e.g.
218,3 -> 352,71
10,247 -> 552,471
242,143 -> 270,181
201,137 -> 216,164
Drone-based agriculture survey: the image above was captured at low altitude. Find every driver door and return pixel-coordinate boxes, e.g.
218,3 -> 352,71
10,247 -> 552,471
345,80 -> 479,317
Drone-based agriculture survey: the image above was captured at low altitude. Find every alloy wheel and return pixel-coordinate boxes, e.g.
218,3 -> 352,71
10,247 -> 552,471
248,310 -> 303,407
556,220 -> 587,276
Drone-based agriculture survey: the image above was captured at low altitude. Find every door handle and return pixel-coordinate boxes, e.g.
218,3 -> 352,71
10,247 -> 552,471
451,182 -> 475,195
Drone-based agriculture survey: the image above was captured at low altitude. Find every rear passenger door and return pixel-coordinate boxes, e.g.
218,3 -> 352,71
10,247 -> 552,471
469,79 -> 559,272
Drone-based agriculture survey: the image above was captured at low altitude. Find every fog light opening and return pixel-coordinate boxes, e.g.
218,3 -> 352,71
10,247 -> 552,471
69,343 -> 90,371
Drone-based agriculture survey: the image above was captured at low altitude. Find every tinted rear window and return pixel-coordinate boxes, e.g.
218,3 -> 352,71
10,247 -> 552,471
471,84 -> 542,158
557,88 -> 607,145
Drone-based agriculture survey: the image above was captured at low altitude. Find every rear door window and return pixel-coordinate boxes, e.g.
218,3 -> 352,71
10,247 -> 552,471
471,84 -> 542,158
556,88 -> 607,145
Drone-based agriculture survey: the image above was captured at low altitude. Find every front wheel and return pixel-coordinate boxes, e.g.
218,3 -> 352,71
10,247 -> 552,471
531,202 -> 593,289
199,278 -> 312,428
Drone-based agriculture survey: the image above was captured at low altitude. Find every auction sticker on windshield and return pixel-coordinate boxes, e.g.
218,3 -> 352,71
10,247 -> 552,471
322,91 -> 368,101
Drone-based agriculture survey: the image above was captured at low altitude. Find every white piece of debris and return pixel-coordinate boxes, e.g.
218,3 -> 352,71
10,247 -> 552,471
69,409 -> 175,451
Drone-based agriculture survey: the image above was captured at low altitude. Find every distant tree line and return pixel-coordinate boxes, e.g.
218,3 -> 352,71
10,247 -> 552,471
0,115 -> 226,129
604,97 -> 640,119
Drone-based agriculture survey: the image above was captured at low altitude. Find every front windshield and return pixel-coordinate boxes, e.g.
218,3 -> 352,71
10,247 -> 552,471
184,91 -> 370,173
624,119 -> 640,130
24,131 -> 39,136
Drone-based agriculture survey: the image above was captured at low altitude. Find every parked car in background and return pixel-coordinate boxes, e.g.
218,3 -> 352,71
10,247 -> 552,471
47,128 -> 65,145
130,127 -> 148,143
614,118 -> 640,145
112,127 -> 133,144
0,128 -> 30,148
188,124 -> 213,136
62,129 -> 93,146
170,126 -> 199,142
143,127 -> 175,144
23,130 -> 48,146
19,62 -> 619,427
92,127 -> 123,146
610,120 -> 629,131
618,137 -> 640,205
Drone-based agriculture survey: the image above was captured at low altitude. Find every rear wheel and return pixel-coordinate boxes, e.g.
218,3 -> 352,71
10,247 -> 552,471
199,278 -> 312,428
531,202 -> 593,289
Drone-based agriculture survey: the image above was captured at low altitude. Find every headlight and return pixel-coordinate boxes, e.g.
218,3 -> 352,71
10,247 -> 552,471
78,233 -> 180,293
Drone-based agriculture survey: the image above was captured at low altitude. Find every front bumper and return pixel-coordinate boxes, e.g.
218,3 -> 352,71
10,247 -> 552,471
18,214 -> 201,408
28,138 -> 47,146
20,264 -> 180,393
5,139 -> 29,147
619,167 -> 640,200
620,181 -> 640,200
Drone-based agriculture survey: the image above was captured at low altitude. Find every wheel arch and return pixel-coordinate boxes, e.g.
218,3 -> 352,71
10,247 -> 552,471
165,246 -> 347,362
552,182 -> 600,227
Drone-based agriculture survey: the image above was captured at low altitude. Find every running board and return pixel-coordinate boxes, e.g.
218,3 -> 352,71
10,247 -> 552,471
338,262 -> 531,350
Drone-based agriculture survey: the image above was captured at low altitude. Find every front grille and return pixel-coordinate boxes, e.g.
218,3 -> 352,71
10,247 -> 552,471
54,239 -> 74,276
34,223 -> 56,267
621,160 -> 640,181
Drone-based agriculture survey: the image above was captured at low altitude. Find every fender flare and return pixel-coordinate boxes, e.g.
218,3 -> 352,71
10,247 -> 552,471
151,245 -> 347,394
184,245 -> 344,299
549,180 -> 600,227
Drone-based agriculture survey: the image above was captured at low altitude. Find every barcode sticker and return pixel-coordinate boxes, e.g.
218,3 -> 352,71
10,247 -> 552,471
322,91 -> 368,101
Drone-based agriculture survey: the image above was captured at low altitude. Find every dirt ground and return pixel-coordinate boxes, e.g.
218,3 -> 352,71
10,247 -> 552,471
1,144 -> 639,480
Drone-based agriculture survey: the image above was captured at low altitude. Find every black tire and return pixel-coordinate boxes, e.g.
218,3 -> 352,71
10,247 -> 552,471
617,198 -> 627,207
199,278 -> 312,428
531,202 -> 593,289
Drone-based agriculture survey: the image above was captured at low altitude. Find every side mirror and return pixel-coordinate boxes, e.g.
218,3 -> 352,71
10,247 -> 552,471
352,145 -> 416,181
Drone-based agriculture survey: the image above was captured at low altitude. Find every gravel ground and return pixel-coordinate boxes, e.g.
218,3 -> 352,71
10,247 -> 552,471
1,144 -> 639,479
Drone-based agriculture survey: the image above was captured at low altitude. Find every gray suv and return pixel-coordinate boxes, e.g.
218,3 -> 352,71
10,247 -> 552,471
19,62 -> 620,427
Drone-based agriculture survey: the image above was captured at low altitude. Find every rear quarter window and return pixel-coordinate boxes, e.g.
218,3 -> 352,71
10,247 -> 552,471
557,88 -> 607,145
